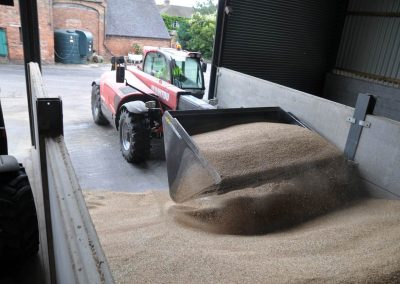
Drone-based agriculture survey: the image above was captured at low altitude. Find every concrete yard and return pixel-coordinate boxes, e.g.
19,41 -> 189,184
0,62 -> 211,192
0,63 -> 180,193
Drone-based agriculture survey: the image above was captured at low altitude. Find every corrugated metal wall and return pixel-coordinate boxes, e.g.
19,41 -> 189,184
335,0 -> 400,83
217,0 -> 347,95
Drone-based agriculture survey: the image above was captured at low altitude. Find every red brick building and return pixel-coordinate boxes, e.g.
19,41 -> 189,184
0,0 -> 54,63
0,0 -> 170,63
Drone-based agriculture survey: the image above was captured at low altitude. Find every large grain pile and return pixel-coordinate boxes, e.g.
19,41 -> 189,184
193,122 -> 344,186
85,191 -> 400,283
85,122 -> 400,282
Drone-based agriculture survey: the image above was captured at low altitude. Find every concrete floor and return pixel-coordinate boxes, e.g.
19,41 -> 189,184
0,62 -> 211,192
0,62 -> 210,192
0,62 -> 210,283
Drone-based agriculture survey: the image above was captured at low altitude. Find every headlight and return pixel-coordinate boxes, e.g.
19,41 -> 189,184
145,101 -> 157,109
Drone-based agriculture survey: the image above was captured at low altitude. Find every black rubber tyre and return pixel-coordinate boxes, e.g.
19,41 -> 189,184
119,110 -> 150,163
0,168 -> 39,271
91,84 -> 109,125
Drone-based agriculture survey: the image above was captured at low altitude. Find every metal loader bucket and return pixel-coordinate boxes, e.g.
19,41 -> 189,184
163,107 -> 307,203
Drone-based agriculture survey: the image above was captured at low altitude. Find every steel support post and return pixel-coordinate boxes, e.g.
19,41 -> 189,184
19,0 -> 42,146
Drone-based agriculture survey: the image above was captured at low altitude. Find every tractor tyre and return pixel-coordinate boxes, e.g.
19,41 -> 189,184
91,84 -> 109,125
119,110 -> 150,163
0,168 -> 39,272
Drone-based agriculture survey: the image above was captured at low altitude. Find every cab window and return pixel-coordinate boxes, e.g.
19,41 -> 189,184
143,52 -> 170,82
172,57 -> 203,89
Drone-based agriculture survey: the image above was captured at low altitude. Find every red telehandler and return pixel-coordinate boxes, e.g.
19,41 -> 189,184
91,47 -> 212,163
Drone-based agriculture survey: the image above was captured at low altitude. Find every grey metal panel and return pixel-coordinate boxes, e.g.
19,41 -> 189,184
218,0 -> 347,96
29,63 -> 115,283
215,67 -> 400,199
216,67 -> 353,151
336,0 -> 400,83
324,72 -> 400,122
46,139 -> 115,284
177,95 -> 216,110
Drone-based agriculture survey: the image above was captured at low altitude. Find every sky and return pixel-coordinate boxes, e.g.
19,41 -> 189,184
155,0 -> 218,8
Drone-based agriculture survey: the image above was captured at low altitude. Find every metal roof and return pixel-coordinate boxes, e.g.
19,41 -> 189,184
106,0 -> 170,39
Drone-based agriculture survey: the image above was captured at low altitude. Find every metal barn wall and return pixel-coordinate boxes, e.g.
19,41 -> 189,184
335,0 -> 400,84
214,0 -> 347,96
324,0 -> 400,122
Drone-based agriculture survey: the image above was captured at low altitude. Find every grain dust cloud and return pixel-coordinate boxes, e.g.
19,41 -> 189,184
170,122 -> 363,235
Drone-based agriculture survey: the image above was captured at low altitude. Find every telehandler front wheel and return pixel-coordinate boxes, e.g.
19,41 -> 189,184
91,84 -> 109,125
119,110 -> 150,163
0,168 -> 39,273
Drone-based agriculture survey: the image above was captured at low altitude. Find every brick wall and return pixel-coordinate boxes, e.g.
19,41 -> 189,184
0,1 -> 23,62
0,0 -> 170,63
105,36 -> 171,58
0,0 -> 54,63
38,0 -> 54,63
53,0 -> 105,56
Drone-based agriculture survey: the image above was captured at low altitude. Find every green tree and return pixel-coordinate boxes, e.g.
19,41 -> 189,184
194,0 -> 217,15
161,14 -> 191,49
161,14 -> 187,31
161,1 -> 217,59
187,13 -> 216,59
177,20 -> 191,50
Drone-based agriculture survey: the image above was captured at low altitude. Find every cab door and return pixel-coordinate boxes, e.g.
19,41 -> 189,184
143,51 -> 171,83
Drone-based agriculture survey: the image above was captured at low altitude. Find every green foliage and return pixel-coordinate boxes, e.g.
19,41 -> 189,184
161,1 -> 217,59
161,14 -> 188,31
177,20 -> 192,50
131,43 -> 142,54
187,13 -> 216,59
194,0 -> 217,15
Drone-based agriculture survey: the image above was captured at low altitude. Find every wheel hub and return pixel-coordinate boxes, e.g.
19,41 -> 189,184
121,121 -> 131,151
93,97 -> 100,117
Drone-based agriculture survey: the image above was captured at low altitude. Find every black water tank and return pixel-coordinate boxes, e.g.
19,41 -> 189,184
54,29 -> 81,64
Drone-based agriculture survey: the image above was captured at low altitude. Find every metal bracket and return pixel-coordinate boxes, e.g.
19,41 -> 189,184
358,120 -> 371,128
346,117 -> 371,128
37,98 -> 63,137
344,93 -> 375,160
225,6 -> 233,15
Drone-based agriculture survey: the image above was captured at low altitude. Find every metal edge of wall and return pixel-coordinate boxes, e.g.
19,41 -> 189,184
46,137 -> 114,283
28,62 -> 114,283
215,67 -> 400,199
208,0 -> 228,99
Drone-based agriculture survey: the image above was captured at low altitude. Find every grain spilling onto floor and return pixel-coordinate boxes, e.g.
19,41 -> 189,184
85,122 -> 399,283
85,191 -> 400,283
173,122 -> 361,234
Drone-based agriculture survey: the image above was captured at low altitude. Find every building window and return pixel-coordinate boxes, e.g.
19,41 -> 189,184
172,21 -> 180,29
